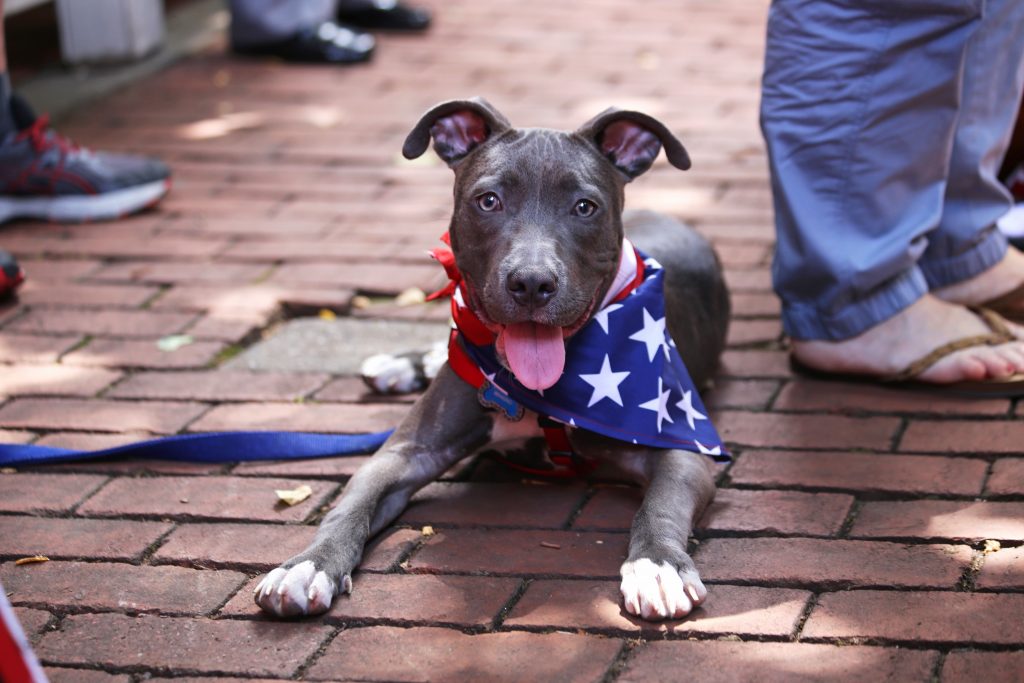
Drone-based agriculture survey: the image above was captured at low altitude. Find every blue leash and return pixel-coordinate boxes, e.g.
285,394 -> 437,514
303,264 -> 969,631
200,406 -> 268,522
0,430 -> 394,467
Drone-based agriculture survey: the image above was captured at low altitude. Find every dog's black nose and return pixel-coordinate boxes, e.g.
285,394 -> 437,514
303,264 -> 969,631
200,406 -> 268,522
507,267 -> 558,307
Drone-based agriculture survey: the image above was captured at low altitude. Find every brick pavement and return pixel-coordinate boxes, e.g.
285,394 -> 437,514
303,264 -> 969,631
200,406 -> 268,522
1,0 -> 1022,680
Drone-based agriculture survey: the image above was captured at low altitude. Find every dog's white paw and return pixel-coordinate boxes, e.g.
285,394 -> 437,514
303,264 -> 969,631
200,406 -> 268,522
361,353 -> 422,394
422,340 -> 448,380
253,560 -> 349,617
619,558 -> 707,621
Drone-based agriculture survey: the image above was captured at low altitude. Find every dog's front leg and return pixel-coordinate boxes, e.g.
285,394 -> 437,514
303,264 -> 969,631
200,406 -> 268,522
620,449 -> 716,621
255,365 -> 490,617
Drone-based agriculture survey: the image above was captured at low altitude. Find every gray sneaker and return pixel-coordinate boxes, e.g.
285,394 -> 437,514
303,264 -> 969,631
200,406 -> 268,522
0,96 -> 170,224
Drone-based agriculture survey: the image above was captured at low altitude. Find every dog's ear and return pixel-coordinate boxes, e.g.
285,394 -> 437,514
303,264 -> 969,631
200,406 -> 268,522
403,97 -> 512,167
575,108 -> 691,180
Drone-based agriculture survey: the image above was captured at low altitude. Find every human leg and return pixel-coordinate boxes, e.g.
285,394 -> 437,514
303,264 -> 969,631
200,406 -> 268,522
762,0 -> 1024,384
228,0 -> 374,63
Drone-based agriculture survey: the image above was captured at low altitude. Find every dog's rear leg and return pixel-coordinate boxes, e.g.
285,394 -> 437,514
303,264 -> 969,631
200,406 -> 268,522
255,365 -> 489,617
620,449 -> 716,620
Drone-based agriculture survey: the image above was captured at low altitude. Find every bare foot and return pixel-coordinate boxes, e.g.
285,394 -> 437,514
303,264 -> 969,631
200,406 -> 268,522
933,247 -> 1024,306
792,295 -> 1024,383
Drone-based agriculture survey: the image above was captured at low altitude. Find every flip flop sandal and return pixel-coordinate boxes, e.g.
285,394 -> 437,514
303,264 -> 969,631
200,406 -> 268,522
790,307 -> 1024,397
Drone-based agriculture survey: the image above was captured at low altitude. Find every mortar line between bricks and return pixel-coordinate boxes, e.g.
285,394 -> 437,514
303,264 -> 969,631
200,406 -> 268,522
67,475 -> 115,515
293,624 -> 344,680
490,577 -> 531,631
791,592 -> 818,641
599,638 -> 637,683
836,498 -> 861,539
562,485 -> 599,530
890,416 -> 909,452
931,651 -> 947,683
762,375 -> 790,411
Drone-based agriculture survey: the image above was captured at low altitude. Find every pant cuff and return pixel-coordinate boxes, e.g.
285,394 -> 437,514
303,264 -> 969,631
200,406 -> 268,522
919,225 -> 1008,289
781,268 -> 929,341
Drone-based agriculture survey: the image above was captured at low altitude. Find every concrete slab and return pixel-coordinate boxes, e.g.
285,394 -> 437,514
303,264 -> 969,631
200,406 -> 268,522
226,317 -> 450,375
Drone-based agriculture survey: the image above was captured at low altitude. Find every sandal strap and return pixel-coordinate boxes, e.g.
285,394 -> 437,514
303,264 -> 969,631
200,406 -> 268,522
884,307 -> 1016,383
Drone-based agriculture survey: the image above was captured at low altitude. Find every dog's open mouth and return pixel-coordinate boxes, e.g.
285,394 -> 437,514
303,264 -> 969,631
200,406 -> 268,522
492,298 -> 598,391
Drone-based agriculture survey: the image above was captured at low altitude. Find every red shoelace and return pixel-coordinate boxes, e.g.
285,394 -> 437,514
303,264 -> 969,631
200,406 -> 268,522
15,114 -> 80,155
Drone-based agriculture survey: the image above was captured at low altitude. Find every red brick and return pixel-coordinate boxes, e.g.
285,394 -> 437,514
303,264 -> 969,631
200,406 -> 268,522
803,590 -> 1024,645
730,292 -> 779,317
719,350 -> 791,378
32,431 -> 154,451
17,282 -> 159,308
1,561 -> 246,615
17,258 -> 102,281
313,376 -> 420,403
409,529 -> 626,577
154,523 -> 418,571
618,641 -> 937,683
221,572 -> 517,625
774,379 -> 1011,415
729,450 -> 988,496
90,261 -> 268,284
232,455 -> 372,478
975,545 -> 1024,589
107,370 -> 329,401
46,670 -> 129,683
189,402 -> 409,433
184,314 -> 263,341
14,607 -> 52,636
151,284 -> 354,314
506,580 -> 808,636
694,537 -> 971,588
307,626 -> 620,683
77,475 -> 337,522
0,429 -> 36,444
62,337 -> 226,369
572,486 -> 852,535
35,613 -> 331,677
401,481 -> 586,528
703,378 -> 779,410
714,411 -> 899,450
716,243 -> 770,267
853,500 -> 1024,542
6,236 -> 228,260
0,516 -> 172,560
0,473 -> 107,513
724,268 -> 772,291
901,420 -> 1024,453
986,458 -> 1024,496
726,319 -> 781,346
8,309 -> 196,338
942,650 -> 1024,683
0,398 -> 207,433
0,365 -> 121,398
699,488 -> 852,535
270,261 -> 447,295
0,333 -> 82,362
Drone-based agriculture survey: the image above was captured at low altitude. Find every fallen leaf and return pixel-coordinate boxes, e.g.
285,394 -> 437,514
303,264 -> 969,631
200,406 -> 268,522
15,556 -> 49,566
0,467 -> 16,474
983,539 -> 1001,554
421,525 -> 435,537
318,308 -> 337,321
275,484 -> 313,506
395,287 -> 426,306
157,334 -> 194,352
540,542 -> 561,550
351,295 -> 372,309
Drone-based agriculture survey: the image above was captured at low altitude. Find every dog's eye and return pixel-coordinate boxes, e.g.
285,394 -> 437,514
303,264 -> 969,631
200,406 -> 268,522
573,199 -> 598,217
476,192 -> 503,212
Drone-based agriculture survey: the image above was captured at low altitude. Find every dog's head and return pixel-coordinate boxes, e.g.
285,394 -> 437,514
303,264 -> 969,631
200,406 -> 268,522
404,97 -> 690,390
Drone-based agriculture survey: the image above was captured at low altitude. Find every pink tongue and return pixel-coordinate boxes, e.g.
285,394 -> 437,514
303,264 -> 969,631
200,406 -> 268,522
501,322 -> 566,391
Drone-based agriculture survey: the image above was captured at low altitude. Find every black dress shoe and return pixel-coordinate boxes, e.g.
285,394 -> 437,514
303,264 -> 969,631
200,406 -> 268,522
232,22 -> 375,64
336,0 -> 431,31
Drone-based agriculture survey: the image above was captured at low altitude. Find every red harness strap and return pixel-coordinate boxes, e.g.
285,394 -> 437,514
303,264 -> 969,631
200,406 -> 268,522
429,234 -> 645,478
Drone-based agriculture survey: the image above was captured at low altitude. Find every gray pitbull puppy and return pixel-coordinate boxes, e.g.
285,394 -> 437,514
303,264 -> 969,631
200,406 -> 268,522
254,98 -> 730,622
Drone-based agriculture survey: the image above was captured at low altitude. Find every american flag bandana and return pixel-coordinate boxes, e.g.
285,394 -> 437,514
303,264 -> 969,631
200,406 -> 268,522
434,236 -> 730,462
